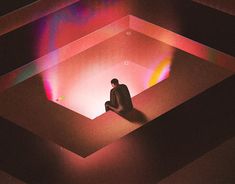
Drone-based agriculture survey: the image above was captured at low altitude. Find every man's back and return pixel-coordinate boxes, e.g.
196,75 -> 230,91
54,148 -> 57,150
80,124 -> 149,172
110,84 -> 133,113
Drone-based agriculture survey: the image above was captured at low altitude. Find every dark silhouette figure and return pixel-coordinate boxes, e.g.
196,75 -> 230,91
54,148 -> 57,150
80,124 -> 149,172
105,78 -> 133,115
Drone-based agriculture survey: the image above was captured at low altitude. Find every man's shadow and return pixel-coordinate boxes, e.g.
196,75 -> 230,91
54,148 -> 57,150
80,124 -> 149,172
120,108 -> 148,124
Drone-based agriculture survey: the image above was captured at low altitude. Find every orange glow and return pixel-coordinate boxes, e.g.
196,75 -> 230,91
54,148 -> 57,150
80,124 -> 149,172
148,56 -> 172,87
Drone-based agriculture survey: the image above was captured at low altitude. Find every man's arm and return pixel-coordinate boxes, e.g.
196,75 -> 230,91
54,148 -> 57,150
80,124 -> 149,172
107,91 -> 123,113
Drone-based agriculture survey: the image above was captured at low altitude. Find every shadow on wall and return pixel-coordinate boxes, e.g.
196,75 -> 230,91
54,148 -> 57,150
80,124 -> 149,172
121,108 -> 148,123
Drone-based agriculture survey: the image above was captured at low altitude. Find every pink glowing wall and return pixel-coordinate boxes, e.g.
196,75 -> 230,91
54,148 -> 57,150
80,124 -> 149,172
42,29 -> 173,119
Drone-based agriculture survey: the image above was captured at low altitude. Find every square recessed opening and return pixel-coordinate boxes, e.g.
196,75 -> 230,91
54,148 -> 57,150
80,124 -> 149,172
43,30 -> 173,119
0,15 -> 232,157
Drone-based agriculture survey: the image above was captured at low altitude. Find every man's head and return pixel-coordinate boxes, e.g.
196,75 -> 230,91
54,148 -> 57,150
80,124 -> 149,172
111,78 -> 119,88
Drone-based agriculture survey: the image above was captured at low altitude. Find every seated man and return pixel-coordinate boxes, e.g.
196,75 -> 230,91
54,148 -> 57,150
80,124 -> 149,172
105,78 -> 133,115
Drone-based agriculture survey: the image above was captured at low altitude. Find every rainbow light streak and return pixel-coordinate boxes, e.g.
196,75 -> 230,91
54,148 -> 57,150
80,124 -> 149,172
14,61 -> 37,85
148,56 -> 172,88
43,79 -> 53,100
